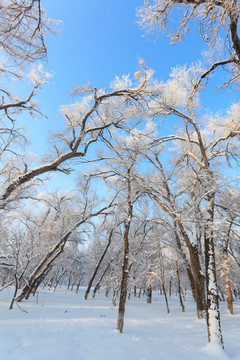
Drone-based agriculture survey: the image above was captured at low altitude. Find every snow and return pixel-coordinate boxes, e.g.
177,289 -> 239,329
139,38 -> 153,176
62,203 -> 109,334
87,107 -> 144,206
202,343 -> 230,360
0,288 -> 239,360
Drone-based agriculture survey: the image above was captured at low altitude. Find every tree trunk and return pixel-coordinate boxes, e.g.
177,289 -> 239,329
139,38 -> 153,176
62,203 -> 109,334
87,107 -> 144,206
147,284 -> 152,303
53,266 -> 71,292
116,245 -> 129,333
84,228 -> 114,300
116,169 -> 133,333
176,261 -> 185,312
138,287 -> 142,298
226,278 -> 233,314
70,278 -> 76,291
76,274 -> 84,294
9,274 -> 19,310
67,270 -> 73,290
174,229 -> 202,307
48,276 -> 54,290
205,193 -> 224,348
176,223 -> 206,319
92,261 -> 111,298
169,276 -> 172,298
162,280 -> 170,314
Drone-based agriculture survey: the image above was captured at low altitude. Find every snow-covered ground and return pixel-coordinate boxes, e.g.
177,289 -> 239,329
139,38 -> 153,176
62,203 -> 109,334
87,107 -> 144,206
0,288 -> 239,360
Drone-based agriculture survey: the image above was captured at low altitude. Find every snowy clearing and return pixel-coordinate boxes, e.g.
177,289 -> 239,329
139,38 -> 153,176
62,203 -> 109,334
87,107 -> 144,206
0,288 -> 239,360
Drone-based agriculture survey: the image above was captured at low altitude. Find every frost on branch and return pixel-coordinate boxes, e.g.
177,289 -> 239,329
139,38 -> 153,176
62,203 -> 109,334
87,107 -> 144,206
137,0 -> 238,48
165,64 -> 204,107
147,63 -> 204,115
205,102 -> 240,160
60,94 -> 94,128
60,62 -> 159,135
27,64 -> 53,87
0,0 -> 60,66
70,83 -> 94,97
110,75 -> 132,91
221,103 -> 240,137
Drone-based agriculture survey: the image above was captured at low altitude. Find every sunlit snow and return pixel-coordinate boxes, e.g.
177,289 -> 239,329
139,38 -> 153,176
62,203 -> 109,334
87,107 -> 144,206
0,287 -> 239,360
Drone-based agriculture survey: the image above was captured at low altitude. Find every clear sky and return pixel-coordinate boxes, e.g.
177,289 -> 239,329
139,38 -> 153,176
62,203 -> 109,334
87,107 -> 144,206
27,0 -> 205,155
21,0 -> 238,188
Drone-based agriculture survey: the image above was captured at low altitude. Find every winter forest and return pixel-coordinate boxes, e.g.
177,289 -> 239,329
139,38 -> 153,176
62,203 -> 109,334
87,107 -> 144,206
0,1 -> 240,359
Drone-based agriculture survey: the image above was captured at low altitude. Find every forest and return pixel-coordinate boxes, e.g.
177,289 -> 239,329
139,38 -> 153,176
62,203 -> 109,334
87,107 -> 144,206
0,1 -> 240,359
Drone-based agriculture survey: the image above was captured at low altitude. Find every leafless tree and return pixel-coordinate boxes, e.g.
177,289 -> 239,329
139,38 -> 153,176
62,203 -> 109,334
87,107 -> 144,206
138,0 -> 240,63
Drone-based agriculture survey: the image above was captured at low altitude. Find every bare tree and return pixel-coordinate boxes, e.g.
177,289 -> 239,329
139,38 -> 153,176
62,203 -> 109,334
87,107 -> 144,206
14,183 -> 115,303
0,63 -> 159,210
137,151 -> 206,319
116,166 -> 134,333
84,224 -> 116,300
138,0 -> 240,63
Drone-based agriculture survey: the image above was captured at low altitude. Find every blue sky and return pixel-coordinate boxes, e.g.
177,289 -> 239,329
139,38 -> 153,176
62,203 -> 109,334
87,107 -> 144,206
28,0 -> 205,156
21,0 -> 238,189
42,0 -> 203,89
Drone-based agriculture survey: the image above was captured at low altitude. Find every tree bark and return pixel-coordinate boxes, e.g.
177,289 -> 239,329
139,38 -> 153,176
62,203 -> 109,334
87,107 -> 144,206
162,280 -> 170,314
226,278 -> 233,314
205,192 -> 224,348
176,261 -> 185,312
173,228 -> 204,314
116,169 -> 133,333
9,274 -> 19,310
176,221 -> 206,318
85,228 -> 114,300
147,284 -> 152,304
76,273 -> 84,294
92,261 -> 111,298
116,222 -> 130,331
138,287 -> 142,298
